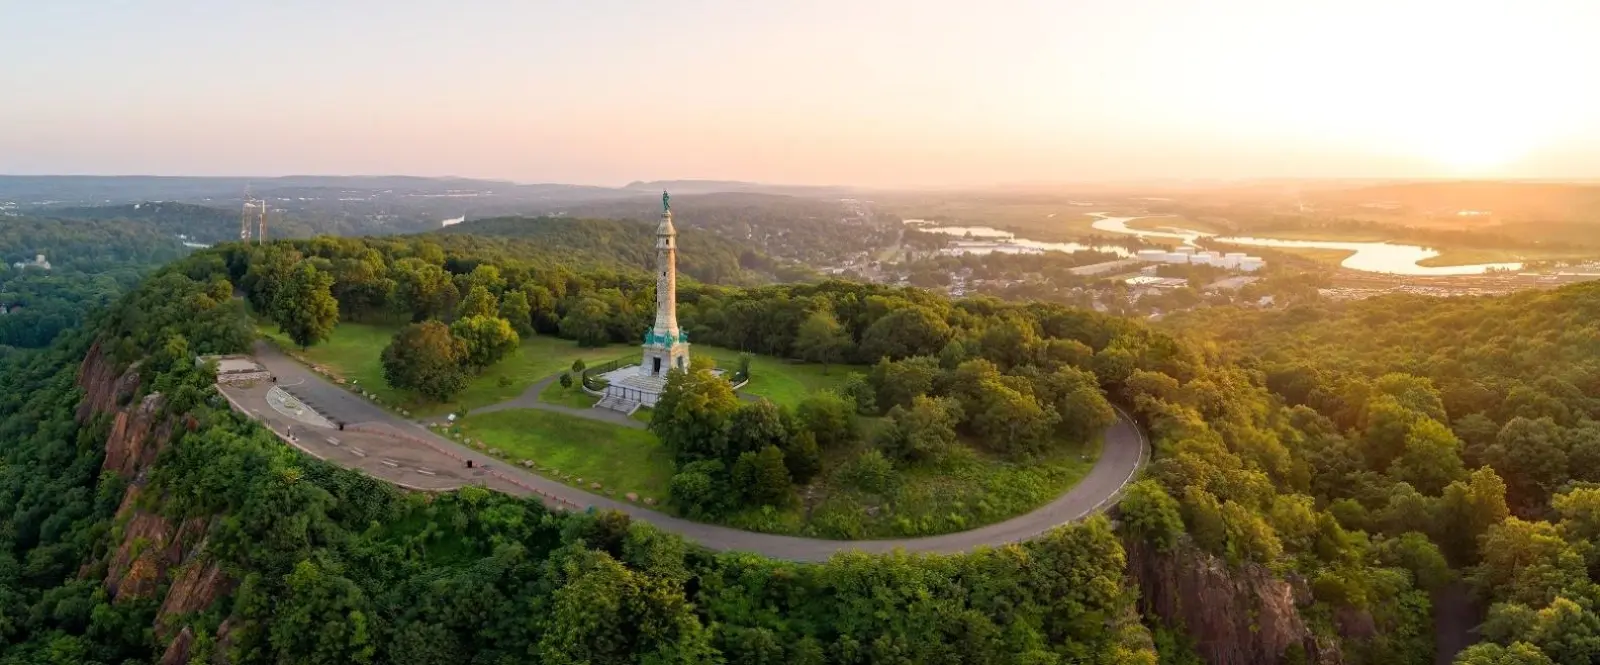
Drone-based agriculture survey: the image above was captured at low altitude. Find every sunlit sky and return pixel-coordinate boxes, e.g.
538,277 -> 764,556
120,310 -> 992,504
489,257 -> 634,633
3,0 -> 1598,187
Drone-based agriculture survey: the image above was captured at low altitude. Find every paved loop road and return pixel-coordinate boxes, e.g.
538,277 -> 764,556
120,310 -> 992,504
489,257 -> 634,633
250,341 -> 1149,562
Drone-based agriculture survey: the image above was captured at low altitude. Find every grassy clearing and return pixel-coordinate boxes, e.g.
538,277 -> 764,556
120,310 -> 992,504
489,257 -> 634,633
1417,247 -> 1600,268
260,322 -> 626,416
539,380 -> 598,409
724,436 -> 1098,539
696,346 -> 863,408
455,409 -> 673,501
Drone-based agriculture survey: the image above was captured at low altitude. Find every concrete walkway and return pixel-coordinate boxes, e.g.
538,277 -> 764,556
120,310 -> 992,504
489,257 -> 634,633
471,373 -> 644,429
245,341 -> 1149,562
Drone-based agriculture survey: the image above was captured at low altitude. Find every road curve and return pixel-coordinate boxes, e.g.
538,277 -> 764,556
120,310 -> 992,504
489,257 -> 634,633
250,342 -> 1149,562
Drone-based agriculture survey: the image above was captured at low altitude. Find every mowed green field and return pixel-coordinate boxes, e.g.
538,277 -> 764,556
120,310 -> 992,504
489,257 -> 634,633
695,346 -> 862,408
455,409 -> 673,500
258,322 -> 627,416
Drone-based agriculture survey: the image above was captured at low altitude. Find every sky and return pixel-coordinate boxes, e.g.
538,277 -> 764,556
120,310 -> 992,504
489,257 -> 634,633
2,0 -> 1598,187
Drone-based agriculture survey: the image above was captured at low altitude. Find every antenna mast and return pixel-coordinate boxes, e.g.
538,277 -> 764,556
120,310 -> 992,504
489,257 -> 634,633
239,187 -> 256,242
257,202 -> 268,244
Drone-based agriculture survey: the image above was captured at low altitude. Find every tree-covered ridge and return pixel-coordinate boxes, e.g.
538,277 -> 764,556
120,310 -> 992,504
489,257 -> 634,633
0,215 -> 213,349
219,232 -> 1441,661
1167,283 -> 1600,664
436,216 -> 783,285
0,252 -> 1156,664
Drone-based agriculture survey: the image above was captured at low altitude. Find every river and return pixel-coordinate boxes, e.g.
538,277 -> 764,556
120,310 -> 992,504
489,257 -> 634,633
911,215 -> 1524,276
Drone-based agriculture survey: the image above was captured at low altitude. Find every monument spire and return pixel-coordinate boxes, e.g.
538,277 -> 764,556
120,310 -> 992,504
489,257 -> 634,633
640,190 -> 689,376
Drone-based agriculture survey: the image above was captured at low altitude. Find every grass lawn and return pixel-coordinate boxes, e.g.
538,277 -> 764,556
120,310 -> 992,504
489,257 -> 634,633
539,380 -> 598,409
696,346 -> 863,408
1417,247 -> 1600,268
455,409 -> 674,501
259,321 -> 628,416
723,436 -> 1098,539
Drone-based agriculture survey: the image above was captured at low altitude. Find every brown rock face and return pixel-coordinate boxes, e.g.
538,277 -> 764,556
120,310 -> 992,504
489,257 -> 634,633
1125,538 -> 1341,665
77,340 -> 238,661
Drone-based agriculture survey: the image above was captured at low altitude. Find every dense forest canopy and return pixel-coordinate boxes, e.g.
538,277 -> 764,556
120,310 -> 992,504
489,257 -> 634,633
0,216 -> 203,348
1169,283 -> 1600,664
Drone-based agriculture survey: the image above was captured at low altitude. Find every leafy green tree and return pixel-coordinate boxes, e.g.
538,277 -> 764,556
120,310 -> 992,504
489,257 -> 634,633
381,321 -> 469,400
868,356 -> 939,411
860,305 -> 950,361
450,315 -> 519,369
269,560 -> 377,665
560,297 -> 612,348
1389,418 -> 1466,495
727,400 -> 790,459
467,264 -> 506,294
1120,480 -> 1184,551
840,373 -> 878,415
571,358 -> 586,375
498,289 -> 534,335
793,308 -> 849,372
841,448 -> 896,494
795,391 -> 857,450
559,372 -> 573,389
1439,467 -> 1512,564
668,459 -> 727,517
1485,417 -> 1570,512
392,258 -> 459,321
1472,517 -> 1587,608
874,395 -> 960,463
272,261 -> 340,350
1453,642 -> 1554,665
651,366 -> 739,463
782,429 -> 822,484
457,285 -> 499,320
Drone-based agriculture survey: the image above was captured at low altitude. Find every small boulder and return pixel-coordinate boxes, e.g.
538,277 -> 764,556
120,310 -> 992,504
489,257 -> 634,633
643,497 -> 657,506
520,459 -> 533,468
589,482 -> 602,490
625,492 -> 639,502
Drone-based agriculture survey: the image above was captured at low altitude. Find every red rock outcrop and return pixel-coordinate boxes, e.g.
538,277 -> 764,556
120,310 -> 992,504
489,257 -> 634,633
1125,537 -> 1342,665
77,341 -> 238,662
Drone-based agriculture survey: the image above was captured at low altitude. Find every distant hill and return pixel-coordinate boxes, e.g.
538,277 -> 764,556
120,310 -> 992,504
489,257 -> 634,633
623,179 -> 862,198
435,216 -> 771,285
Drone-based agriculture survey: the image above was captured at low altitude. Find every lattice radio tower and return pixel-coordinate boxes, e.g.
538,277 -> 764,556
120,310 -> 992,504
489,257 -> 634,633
239,188 -> 267,243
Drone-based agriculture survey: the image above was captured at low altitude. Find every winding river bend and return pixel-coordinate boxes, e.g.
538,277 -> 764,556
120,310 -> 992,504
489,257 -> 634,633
916,215 -> 1524,276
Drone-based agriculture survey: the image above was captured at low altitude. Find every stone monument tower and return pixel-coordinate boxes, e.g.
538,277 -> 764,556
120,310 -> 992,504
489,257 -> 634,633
641,191 -> 690,376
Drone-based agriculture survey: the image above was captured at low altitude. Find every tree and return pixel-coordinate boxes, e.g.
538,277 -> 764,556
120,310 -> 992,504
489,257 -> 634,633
498,289 -> 534,335
796,391 -> 857,450
467,264 -> 506,294
1389,418 -> 1466,495
571,358 -> 586,375
651,366 -> 740,463
669,459 -> 728,517
860,305 -> 950,361
272,261 -> 340,350
1439,467 -> 1511,564
868,356 -> 939,411
450,315 -> 519,369
392,258 -> 458,321
1119,480 -> 1184,552
793,308 -> 849,372
728,400 -> 790,459
875,395 -> 960,463
559,372 -> 573,389
783,429 -> 822,484
561,297 -> 612,348
1485,417 -> 1570,512
381,321 -> 469,401
733,445 -> 793,507
1453,642 -> 1554,665
457,285 -> 499,320
1472,517 -> 1587,608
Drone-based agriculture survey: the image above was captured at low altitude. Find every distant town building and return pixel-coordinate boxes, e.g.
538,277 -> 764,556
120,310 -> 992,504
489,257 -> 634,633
1134,248 -> 1263,272
11,254 -> 50,270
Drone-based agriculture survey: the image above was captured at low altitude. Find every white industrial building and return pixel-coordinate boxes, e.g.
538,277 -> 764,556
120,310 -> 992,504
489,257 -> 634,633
1134,248 -> 1263,272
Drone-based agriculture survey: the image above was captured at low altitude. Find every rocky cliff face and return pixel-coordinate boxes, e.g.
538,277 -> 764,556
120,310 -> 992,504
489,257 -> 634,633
1125,537 -> 1342,665
77,341 -> 237,663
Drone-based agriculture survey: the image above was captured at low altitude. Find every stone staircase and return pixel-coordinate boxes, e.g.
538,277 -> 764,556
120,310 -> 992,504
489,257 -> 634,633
594,394 -> 640,414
